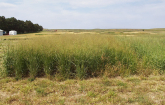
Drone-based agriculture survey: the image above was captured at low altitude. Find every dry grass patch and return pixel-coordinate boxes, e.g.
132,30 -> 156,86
0,75 -> 165,104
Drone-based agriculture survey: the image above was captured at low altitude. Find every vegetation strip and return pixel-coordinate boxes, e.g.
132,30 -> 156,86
1,29 -> 165,104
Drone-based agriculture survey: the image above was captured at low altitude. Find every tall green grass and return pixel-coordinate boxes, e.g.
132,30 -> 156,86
3,35 -> 138,79
3,33 -> 165,80
116,35 -> 165,74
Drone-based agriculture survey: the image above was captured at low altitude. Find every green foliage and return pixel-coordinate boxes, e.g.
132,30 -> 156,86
35,88 -> 47,97
117,81 -> 127,87
0,16 -> 43,34
119,36 -> 165,73
87,91 -> 97,97
3,32 -> 165,80
3,45 -> 15,77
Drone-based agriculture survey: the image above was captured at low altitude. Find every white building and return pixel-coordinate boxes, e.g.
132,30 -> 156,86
0,29 -> 3,36
9,30 -> 17,35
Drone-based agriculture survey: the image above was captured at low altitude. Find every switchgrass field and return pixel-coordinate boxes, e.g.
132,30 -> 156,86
1,29 -> 165,104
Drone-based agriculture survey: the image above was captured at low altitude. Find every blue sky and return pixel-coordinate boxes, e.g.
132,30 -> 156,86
0,0 -> 165,29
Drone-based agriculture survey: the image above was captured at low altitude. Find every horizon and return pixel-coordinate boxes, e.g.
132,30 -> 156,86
40,27 -> 165,30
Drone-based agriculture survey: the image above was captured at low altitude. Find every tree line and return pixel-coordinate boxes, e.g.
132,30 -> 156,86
0,16 -> 43,34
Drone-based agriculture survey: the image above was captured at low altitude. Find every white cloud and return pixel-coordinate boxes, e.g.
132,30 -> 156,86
0,2 -> 16,7
67,0 -> 138,8
0,0 -> 165,29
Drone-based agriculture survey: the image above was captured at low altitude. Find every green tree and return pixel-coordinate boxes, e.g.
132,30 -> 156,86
6,17 -> 18,32
0,16 -> 43,33
0,16 -> 6,30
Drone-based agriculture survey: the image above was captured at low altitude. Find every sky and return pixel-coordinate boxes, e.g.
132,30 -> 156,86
0,0 -> 165,29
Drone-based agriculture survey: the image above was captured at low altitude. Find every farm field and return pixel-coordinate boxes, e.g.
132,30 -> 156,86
1,29 -> 165,104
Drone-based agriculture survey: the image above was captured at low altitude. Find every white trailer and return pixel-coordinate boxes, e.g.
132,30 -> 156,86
0,29 -> 3,36
9,30 -> 17,35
